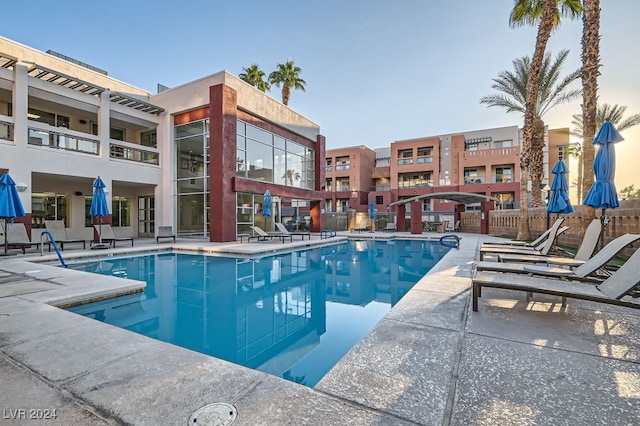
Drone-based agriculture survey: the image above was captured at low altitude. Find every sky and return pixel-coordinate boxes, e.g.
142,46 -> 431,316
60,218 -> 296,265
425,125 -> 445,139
2,0 -> 639,192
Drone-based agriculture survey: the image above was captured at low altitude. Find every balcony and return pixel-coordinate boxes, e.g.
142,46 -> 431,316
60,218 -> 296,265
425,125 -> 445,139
464,177 -> 486,185
463,146 -> 519,160
371,166 -> 390,179
110,140 -> 159,165
28,126 -> 99,155
369,185 -> 390,192
335,164 -> 350,171
398,180 -> 433,189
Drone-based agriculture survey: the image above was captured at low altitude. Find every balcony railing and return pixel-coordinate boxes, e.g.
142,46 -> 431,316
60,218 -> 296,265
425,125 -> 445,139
110,140 -> 159,165
369,185 -> 390,191
398,180 -> 433,189
335,164 -> 350,171
325,166 -> 332,172
464,177 -> 486,184
463,146 -> 519,160
397,158 -> 413,165
417,156 -> 433,164
371,166 -> 390,178
28,126 -> 99,155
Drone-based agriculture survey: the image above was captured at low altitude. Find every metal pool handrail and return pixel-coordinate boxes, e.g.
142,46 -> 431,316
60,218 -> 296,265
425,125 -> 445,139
40,230 -> 67,268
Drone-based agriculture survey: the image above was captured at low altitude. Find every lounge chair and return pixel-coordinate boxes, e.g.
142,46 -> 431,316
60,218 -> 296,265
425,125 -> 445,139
384,222 -> 397,232
495,219 -> 601,266
248,225 -> 292,243
475,233 -> 640,282
275,222 -> 310,240
44,220 -> 86,250
483,218 -> 565,247
444,220 -> 460,233
93,224 -> 134,248
156,226 -> 176,243
352,220 -> 369,233
472,245 -> 640,312
479,218 -> 566,260
2,223 -> 42,254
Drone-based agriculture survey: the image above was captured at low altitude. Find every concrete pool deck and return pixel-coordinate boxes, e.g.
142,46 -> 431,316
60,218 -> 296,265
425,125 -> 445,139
1,232 -> 639,425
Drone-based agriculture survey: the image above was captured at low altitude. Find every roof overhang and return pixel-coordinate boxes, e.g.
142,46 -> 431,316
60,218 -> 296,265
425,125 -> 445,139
389,192 -> 499,206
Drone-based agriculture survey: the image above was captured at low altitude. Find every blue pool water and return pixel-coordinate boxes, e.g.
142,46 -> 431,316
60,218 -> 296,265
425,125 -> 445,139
66,239 -> 450,386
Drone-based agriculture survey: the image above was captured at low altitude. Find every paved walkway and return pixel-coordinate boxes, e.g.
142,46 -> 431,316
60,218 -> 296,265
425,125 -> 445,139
0,233 -> 639,425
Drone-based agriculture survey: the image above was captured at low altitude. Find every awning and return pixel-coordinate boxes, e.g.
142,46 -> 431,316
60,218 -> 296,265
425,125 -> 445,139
389,192 -> 498,206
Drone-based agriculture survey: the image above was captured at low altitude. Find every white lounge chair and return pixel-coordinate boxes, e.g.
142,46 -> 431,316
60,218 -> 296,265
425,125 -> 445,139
248,225 -> 292,243
2,223 -> 42,254
479,218 -> 566,260
44,220 -> 86,250
275,222 -> 310,240
384,222 -> 397,232
93,224 -> 134,247
482,217 -> 565,247
156,226 -> 176,243
472,246 -> 640,313
475,233 -> 640,282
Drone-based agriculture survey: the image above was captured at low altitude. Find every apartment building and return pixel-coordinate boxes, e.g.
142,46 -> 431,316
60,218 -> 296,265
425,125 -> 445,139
326,125 -> 569,217
0,36 -> 325,243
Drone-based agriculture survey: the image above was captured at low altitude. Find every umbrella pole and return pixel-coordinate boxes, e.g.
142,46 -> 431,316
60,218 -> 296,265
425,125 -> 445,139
3,219 -> 6,254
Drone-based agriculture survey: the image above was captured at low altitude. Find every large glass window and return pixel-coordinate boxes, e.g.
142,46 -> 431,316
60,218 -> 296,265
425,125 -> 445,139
31,193 -> 69,228
112,196 -> 130,227
236,120 -> 315,189
175,119 -> 210,237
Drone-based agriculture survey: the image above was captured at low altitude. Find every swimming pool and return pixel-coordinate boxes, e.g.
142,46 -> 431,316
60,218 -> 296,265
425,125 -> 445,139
66,239 -> 450,386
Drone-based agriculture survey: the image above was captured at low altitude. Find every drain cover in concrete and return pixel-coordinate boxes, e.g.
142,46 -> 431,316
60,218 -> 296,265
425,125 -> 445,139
188,403 -> 237,425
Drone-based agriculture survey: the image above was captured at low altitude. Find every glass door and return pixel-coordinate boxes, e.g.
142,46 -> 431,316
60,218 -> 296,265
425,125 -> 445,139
138,196 -> 154,237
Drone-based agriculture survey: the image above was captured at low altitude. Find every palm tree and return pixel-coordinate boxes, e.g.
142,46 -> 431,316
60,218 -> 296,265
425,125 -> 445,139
568,103 -> 640,202
481,49 -> 581,207
239,64 -> 271,92
269,60 -> 306,106
580,0 -> 600,229
509,0 -> 582,240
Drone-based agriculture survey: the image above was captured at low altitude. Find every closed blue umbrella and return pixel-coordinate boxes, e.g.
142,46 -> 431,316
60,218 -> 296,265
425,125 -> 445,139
547,160 -> 573,215
90,176 -> 110,247
263,189 -> 271,217
583,121 -> 623,211
583,121 -> 624,249
369,200 -> 376,219
0,173 -> 26,254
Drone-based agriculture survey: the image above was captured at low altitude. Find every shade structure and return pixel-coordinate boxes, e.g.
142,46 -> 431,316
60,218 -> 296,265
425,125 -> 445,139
0,173 -> 26,254
369,201 -> 376,219
547,160 -> 573,214
263,189 -> 271,217
583,121 -> 623,211
90,176 -> 110,246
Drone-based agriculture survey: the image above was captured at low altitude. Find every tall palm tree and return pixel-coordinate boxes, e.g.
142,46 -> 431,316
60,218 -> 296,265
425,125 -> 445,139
269,60 -> 306,106
239,64 -> 271,92
481,49 -> 581,207
568,103 -> 640,202
580,0 -> 600,229
509,0 -> 582,240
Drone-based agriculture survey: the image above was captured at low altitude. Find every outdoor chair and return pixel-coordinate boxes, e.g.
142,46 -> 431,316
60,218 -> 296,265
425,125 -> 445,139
2,223 -> 42,254
495,219 -> 601,265
156,226 -> 176,243
483,218 -> 566,247
93,224 -> 134,248
472,244 -> 640,313
444,220 -> 460,233
474,233 -> 640,282
248,225 -> 292,243
44,220 -> 86,250
479,218 -> 566,260
352,220 -> 369,233
384,222 -> 397,232
275,222 -> 310,240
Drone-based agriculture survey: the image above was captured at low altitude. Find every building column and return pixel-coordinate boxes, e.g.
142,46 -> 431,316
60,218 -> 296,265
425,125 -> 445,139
12,64 -> 28,148
209,84 -> 238,243
397,204 -> 406,231
98,90 -> 110,160
411,200 -> 422,234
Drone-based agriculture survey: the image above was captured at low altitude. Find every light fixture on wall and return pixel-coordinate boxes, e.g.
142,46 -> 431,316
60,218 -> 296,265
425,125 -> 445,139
16,183 -> 28,192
